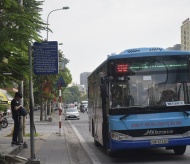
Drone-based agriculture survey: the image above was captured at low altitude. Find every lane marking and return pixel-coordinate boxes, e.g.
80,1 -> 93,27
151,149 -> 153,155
68,120 -> 102,164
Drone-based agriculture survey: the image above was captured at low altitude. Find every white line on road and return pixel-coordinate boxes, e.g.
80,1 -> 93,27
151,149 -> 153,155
68,120 -> 102,164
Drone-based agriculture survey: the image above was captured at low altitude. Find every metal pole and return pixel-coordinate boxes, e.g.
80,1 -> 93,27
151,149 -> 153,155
45,7 -> 69,122
18,81 -> 23,143
49,100 -> 51,116
46,7 -> 69,41
29,44 -> 35,159
45,100 -> 47,120
47,9 -> 62,41
28,44 -> 40,164
40,77 -> 43,121
18,0 -> 24,146
59,85 -> 62,136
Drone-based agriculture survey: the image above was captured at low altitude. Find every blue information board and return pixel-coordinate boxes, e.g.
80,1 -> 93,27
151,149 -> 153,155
33,41 -> 58,75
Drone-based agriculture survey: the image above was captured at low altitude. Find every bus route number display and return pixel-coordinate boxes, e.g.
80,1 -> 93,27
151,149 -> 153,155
116,64 -> 129,73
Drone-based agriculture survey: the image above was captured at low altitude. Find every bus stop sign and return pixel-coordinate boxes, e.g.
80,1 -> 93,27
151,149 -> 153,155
33,41 -> 58,75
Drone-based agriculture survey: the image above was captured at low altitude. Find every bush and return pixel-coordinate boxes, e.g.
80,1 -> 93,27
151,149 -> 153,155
0,104 -> 7,113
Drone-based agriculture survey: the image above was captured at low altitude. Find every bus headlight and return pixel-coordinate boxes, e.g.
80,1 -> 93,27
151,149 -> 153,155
111,131 -> 133,141
182,130 -> 190,137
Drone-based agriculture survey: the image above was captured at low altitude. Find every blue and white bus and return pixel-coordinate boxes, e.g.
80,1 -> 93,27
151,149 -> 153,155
88,47 -> 190,156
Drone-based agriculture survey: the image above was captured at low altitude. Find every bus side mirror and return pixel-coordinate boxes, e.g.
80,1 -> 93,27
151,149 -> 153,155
100,84 -> 108,97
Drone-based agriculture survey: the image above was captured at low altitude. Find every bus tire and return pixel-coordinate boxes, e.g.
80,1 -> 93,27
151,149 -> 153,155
173,146 -> 186,155
107,149 -> 116,157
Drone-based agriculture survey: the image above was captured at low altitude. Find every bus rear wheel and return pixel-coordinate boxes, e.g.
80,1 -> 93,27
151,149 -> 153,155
173,146 -> 186,155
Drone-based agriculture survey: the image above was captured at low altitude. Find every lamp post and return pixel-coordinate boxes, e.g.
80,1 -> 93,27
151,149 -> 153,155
46,7 -> 69,136
46,6 -> 69,41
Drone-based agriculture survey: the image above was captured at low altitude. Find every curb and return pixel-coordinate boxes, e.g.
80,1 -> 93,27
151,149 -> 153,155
9,144 -> 24,155
63,123 -> 74,164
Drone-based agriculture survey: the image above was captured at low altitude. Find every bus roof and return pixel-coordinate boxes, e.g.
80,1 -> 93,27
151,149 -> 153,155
108,47 -> 190,60
88,47 -> 190,79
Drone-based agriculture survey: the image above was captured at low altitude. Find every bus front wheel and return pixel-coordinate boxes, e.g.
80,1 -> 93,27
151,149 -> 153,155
107,149 -> 116,157
173,146 -> 186,155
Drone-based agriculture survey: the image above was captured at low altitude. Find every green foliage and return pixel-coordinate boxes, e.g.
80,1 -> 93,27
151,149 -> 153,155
0,104 -> 7,112
0,1 -> 73,111
0,0 -> 46,87
24,132 -> 39,137
63,86 -> 80,104
80,94 -> 87,101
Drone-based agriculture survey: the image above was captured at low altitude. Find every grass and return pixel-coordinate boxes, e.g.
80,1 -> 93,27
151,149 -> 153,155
24,133 -> 39,137
6,132 -> 39,137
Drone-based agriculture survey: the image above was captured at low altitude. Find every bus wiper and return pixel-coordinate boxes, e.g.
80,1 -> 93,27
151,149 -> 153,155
175,106 -> 190,117
120,114 -> 131,121
119,106 -> 145,121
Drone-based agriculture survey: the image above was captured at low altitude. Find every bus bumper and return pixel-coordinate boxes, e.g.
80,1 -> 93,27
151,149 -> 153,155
110,137 -> 190,151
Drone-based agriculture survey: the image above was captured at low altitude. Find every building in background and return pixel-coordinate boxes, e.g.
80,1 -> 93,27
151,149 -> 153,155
71,82 -> 86,94
181,18 -> 190,51
80,72 -> 91,90
166,44 -> 181,50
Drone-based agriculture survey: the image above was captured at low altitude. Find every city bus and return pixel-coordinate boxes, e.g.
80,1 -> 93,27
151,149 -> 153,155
88,47 -> 190,156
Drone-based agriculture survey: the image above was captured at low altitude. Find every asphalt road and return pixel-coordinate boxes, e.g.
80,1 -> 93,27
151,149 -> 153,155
69,112 -> 190,164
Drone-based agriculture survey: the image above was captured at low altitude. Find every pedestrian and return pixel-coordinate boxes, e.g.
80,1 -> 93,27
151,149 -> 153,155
11,92 -> 23,145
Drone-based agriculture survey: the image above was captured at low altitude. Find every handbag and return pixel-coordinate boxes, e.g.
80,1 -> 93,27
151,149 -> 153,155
19,107 -> 27,116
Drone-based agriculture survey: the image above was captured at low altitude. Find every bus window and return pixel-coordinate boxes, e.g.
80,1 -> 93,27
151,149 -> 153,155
111,84 -> 122,107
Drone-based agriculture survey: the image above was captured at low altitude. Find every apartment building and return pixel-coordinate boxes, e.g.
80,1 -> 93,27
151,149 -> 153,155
181,18 -> 190,51
80,72 -> 91,90
166,44 -> 181,50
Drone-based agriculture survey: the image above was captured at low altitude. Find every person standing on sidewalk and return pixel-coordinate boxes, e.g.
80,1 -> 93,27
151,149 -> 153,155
11,92 -> 23,145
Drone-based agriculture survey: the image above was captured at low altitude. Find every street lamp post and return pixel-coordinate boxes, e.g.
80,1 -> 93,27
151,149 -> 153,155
45,7 -> 69,136
46,6 -> 69,41
43,6 -> 69,119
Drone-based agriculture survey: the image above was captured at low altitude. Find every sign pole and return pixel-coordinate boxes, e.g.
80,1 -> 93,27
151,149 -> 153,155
29,44 -> 35,159
27,44 -> 40,164
59,84 -> 62,136
56,76 -> 66,136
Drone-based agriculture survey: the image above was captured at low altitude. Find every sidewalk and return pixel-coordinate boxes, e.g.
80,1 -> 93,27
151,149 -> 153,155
0,110 -> 92,164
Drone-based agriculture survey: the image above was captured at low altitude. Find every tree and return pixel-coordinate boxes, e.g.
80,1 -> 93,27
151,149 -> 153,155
63,86 -> 80,104
0,0 -> 47,135
0,0 -> 46,87
0,1 -> 73,120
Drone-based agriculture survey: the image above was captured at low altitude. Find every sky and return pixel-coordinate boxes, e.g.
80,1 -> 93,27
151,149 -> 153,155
40,0 -> 190,83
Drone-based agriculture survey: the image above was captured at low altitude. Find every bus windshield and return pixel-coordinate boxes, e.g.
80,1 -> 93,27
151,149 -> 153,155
110,55 -> 190,109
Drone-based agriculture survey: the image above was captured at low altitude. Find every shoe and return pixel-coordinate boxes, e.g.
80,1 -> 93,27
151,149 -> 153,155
11,141 -> 22,146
